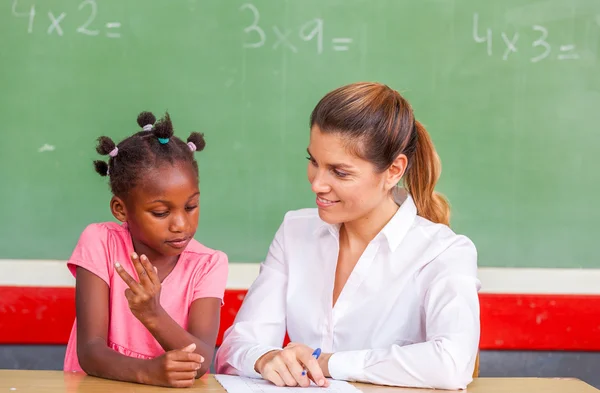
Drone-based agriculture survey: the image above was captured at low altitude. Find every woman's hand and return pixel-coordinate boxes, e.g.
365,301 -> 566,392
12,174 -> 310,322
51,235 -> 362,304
254,343 -> 329,388
115,253 -> 163,325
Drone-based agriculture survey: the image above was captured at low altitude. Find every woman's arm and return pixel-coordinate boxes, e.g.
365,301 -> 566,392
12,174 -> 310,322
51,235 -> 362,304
324,241 -> 480,390
214,220 -> 327,387
214,226 -> 288,377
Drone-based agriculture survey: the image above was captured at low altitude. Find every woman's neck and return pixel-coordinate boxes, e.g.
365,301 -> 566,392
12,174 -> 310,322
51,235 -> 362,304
341,196 -> 400,249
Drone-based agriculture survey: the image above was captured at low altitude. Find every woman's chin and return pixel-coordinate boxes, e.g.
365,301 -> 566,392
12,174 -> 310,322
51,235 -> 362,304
317,208 -> 344,225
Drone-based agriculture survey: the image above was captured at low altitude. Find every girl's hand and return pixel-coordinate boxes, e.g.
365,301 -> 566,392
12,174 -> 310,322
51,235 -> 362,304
145,343 -> 203,388
254,343 -> 329,388
115,253 -> 163,325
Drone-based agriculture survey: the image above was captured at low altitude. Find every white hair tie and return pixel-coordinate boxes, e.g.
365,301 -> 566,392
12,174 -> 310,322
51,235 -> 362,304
187,142 -> 197,152
142,124 -> 153,131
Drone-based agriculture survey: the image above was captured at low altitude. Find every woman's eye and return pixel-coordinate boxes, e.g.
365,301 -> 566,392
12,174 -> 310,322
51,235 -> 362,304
333,169 -> 348,178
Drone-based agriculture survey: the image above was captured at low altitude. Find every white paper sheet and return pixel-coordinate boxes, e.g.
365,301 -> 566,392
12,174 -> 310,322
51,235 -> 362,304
215,375 -> 362,393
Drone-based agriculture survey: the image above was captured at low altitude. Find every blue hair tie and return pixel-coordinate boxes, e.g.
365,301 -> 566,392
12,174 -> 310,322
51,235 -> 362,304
158,137 -> 169,144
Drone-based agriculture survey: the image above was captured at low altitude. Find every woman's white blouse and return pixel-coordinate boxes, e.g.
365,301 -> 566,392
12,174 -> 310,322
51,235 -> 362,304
215,195 -> 481,390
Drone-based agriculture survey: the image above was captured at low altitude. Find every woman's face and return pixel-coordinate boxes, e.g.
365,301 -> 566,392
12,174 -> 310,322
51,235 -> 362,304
307,126 -> 401,225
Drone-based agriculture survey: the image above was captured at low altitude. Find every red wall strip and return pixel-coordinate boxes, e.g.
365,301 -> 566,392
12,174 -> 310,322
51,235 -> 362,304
1,287 -> 599,351
479,293 -> 600,350
0,287 -> 74,345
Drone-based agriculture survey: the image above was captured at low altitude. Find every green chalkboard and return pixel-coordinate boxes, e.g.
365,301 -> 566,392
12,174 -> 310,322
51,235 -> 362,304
1,0 -> 599,268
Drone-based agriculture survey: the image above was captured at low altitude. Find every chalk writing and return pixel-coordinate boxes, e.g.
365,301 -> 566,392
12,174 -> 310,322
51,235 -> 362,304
240,3 -> 353,54
473,13 -> 582,62
10,0 -> 122,38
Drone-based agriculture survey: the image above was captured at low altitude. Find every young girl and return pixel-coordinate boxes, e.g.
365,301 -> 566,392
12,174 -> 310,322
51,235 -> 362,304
64,112 -> 228,388
216,82 -> 480,390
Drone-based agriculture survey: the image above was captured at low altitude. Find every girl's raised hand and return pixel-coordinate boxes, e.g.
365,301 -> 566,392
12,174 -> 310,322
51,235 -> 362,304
115,253 -> 163,324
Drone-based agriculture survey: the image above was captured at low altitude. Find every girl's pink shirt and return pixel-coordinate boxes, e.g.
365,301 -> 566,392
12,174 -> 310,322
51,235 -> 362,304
63,222 -> 228,372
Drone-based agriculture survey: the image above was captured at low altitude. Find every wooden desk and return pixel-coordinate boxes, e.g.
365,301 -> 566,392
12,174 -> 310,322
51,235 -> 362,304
0,371 -> 598,393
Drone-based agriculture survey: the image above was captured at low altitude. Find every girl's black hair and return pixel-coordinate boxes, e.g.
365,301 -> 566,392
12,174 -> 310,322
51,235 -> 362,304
93,111 -> 206,197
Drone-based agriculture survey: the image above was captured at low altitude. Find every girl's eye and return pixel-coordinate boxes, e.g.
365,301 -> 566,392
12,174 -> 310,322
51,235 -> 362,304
151,211 -> 168,218
186,205 -> 198,212
306,156 -> 317,165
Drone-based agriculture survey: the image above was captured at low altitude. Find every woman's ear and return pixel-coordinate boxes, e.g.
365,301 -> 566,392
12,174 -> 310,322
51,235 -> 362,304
385,153 -> 408,190
110,196 -> 128,222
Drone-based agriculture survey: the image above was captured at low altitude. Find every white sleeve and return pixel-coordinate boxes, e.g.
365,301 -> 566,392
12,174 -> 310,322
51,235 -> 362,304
328,238 -> 480,390
215,222 -> 288,378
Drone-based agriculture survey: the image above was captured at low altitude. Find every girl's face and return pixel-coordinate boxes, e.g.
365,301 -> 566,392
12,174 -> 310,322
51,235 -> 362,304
111,162 -> 200,259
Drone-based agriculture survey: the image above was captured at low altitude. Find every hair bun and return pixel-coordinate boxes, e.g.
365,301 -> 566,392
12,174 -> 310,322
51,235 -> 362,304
137,111 -> 156,128
187,132 -> 206,152
96,136 -> 116,156
93,160 -> 109,176
152,112 -> 174,140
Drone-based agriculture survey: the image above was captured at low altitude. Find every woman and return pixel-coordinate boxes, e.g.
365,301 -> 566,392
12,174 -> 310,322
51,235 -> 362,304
215,82 -> 480,390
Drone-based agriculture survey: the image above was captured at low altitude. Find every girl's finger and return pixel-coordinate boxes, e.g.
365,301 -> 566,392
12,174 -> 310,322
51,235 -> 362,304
114,262 -> 143,294
131,253 -> 153,290
139,254 -> 160,287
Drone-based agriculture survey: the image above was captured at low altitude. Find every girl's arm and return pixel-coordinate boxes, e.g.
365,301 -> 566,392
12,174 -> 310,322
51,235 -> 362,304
76,267 -> 202,387
138,297 -> 221,378
114,252 -> 225,378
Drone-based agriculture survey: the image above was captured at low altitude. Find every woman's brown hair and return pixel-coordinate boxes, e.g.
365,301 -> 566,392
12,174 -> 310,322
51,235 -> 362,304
310,82 -> 450,225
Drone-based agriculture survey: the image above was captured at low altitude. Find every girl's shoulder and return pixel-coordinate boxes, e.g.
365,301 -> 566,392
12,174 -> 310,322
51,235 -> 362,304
180,238 -> 228,270
78,221 -> 128,242
183,238 -> 224,257
67,221 -> 129,283
175,239 -> 229,298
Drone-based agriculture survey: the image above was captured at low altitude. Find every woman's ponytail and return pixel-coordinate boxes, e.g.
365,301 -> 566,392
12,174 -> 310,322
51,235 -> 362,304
404,120 -> 450,226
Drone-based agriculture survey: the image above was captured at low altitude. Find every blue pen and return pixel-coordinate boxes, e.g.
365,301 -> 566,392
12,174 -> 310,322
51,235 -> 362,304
301,348 -> 322,376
